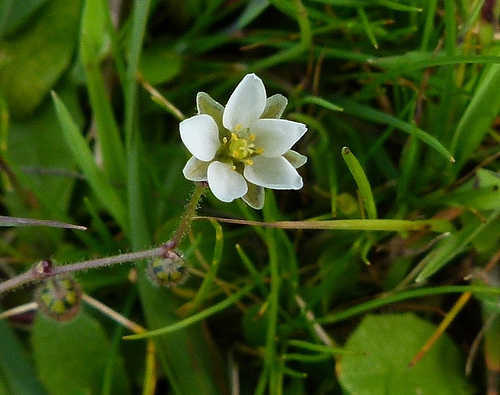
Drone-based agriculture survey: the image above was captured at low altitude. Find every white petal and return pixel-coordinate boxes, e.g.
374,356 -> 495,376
250,119 -> 307,157
244,156 -> 303,190
207,161 -> 248,202
182,156 -> 209,181
180,114 -> 220,161
196,92 -> 224,128
261,94 -> 288,119
223,73 -> 266,131
242,183 -> 265,209
283,150 -> 308,168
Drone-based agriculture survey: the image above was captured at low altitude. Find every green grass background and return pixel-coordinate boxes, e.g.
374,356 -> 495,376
0,0 -> 499,394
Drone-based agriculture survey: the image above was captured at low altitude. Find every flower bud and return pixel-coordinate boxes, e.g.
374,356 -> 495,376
35,277 -> 81,322
147,251 -> 188,288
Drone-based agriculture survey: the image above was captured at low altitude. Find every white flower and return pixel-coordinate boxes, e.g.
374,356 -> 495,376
180,73 -> 308,209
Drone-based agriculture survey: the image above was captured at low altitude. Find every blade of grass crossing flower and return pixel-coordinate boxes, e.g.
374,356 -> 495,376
319,285 -> 500,324
335,99 -> 455,162
341,147 -> 377,219
195,217 -> 453,232
51,92 -> 128,230
80,0 -> 126,183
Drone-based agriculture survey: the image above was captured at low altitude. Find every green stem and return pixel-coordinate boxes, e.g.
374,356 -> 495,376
172,183 -> 207,246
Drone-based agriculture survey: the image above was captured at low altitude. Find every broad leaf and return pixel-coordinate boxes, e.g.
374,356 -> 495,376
0,0 -> 81,117
32,312 -> 129,395
338,313 -> 472,395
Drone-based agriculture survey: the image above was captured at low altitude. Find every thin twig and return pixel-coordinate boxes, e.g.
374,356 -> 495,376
138,73 -> 185,121
0,245 -> 168,295
0,302 -> 38,320
295,295 -> 335,347
466,312 -> 499,375
409,292 -> 472,367
0,215 -> 87,231
83,293 -> 145,333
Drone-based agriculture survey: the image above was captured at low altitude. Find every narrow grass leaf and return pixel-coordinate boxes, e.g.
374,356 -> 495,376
335,98 -> 455,162
320,285 -> 500,324
80,0 -> 126,182
51,92 -> 128,230
302,96 -> 343,112
124,283 -> 255,340
416,211 -> 500,282
195,217 -> 453,232
451,48 -> 500,169
341,147 -> 377,219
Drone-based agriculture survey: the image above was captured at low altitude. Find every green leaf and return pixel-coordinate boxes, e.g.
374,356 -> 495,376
415,210 -> 500,282
334,98 -> 455,162
341,147 -> 377,219
3,83 -> 83,251
32,312 -> 129,395
451,47 -> 500,169
301,96 -> 343,112
80,0 -> 127,182
51,91 -> 128,231
139,45 -> 182,85
338,314 -> 472,395
0,0 -> 82,117
135,274 -> 226,394
0,318 -> 45,394
0,0 -> 49,37
197,217 -> 453,233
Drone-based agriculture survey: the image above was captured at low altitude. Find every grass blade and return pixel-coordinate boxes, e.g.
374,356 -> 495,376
319,285 -> 500,324
51,91 -> 128,230
124,283 -> 255,340
341,147 -> 377,219
195,217 -> 453,232
335,98 -> 455,162
80,0 -> 126,183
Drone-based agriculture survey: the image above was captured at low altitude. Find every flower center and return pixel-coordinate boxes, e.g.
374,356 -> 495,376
222,131 -> 263,166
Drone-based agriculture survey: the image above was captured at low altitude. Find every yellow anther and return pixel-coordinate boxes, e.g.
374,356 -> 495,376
223,136 -> 228,144
249,134 -> 256,141
234,124 -> 243,132
245,159 -> 254,166
256,148 -> 264,155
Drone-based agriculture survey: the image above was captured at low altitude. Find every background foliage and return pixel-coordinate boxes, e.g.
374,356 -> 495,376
0,0 -> 499,394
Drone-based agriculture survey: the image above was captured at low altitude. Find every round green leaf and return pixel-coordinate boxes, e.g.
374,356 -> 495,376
338,313 -> 473,395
